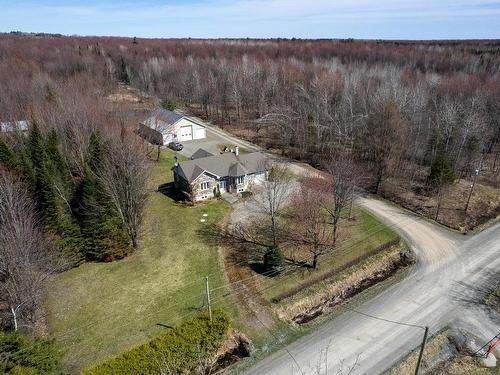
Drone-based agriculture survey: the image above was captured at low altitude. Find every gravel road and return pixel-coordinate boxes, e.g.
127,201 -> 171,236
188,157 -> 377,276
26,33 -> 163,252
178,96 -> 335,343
184,118 -> 500,375
244,197 -> 500,375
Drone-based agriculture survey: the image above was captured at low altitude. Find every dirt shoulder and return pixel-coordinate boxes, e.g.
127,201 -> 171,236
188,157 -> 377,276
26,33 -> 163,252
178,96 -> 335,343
388,328 -> 499,375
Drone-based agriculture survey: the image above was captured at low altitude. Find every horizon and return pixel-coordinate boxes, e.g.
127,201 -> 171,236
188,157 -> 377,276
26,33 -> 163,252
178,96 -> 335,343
1,1 -> 499,40
5,31 -> 500,42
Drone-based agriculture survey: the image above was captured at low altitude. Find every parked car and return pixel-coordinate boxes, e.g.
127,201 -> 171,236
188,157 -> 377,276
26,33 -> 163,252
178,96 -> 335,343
168,141 -> 184,151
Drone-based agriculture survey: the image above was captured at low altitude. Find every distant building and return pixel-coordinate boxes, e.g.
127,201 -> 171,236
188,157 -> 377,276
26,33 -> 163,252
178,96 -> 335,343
173,148 -> 268,201
0,120 -> 29,133
138,108 -> 206,145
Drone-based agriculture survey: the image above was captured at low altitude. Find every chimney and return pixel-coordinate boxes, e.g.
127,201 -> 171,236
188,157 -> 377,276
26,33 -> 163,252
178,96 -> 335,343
235,146 -> 239,156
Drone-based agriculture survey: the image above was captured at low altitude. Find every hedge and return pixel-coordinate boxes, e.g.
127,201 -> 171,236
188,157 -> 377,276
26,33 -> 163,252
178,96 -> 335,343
82,310 -> 230,375
0,331 -> 61,375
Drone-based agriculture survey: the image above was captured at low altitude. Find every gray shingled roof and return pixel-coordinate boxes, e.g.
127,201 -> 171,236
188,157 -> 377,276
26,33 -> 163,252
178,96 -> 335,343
148,108 -> 184,125
177,152 -> 268,183
191,148 -> 214,160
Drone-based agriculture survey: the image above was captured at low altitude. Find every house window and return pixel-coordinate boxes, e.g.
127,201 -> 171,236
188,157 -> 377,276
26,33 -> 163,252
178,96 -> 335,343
200,181 -> 210,190
236,176 -> 244,185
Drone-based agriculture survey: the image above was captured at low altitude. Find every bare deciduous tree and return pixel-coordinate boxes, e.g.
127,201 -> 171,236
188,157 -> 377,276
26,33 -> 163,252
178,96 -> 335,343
101,129 -> 151,248
0,172 -> 63,332
323,153 -> 359,246
291,176 -> 333,268
255,163 -> 293,248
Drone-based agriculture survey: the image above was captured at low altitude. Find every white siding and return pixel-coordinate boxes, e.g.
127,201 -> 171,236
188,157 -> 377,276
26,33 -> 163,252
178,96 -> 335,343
174,118 -> 206,141
179,125 -> 193,141
193,126 -> 206,140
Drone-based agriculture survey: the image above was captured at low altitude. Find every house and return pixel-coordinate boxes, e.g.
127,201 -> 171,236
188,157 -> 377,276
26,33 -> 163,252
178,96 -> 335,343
0,120 -> 29,133
138,108 -> 206,145
173,148 -> 269,201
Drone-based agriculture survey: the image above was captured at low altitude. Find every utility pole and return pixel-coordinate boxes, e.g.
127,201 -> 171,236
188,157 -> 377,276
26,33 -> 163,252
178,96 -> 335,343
465,167 -> 480,213
414,326 -> 429,375
205,276 -> 212,322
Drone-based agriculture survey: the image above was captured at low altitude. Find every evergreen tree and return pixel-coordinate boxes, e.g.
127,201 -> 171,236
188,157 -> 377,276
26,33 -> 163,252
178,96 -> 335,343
0,137 -> 18,170
29,123 -> 58,222
28,125 -> 82,259
263,246 -> 284,275
119,57 -> 130,84
78,133 -> 130,261
427,153 -> 455,188
46,128 -> 72,194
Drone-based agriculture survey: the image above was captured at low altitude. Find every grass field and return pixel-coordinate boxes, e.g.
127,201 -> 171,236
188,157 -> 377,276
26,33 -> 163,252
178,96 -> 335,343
258,208 -> 399,301
45,150 -> 234,373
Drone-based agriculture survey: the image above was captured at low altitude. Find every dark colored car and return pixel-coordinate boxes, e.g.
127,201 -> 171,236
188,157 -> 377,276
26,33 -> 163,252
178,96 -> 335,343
168,142 -> 184,151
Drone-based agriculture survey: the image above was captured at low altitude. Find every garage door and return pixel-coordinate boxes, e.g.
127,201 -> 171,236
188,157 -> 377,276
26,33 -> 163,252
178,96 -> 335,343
179,125 -> 193,141
193,126 -> 206,140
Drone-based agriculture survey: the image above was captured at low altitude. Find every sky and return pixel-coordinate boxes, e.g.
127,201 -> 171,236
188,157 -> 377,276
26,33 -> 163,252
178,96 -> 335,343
1,0 -> 500,39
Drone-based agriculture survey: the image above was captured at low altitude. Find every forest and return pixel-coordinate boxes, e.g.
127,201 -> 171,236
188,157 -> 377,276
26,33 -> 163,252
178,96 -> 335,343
0,33 -> 499,371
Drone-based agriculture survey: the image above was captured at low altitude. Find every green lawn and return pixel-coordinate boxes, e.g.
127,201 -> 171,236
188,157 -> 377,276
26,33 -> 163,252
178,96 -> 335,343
45,150 -> 234,373
259,208 -> 399,301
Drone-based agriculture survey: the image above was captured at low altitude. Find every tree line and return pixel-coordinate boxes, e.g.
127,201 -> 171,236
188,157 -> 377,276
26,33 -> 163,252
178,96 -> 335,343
0,34 -> 152,336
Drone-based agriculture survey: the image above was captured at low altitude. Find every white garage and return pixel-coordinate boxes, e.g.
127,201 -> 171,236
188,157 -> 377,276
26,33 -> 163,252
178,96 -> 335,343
194,126 -> 206,140
179,125 -> 193,141
140,108 -> 207,145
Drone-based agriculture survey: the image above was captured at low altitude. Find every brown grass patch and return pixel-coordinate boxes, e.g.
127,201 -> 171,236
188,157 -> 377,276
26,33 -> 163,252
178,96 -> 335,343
275,247 -> 406,324
389,330 -> 449,375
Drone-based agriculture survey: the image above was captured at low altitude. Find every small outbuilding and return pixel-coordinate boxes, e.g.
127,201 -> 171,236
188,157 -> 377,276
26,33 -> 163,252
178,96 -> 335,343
0,120 -> 29,133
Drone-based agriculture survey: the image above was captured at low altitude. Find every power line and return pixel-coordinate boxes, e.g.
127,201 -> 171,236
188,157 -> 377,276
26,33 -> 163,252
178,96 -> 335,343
252,314 -> 306,375
53,204 -> 409,345
346,308 -> 426,330
41,207 -> 400,343
7,199 -> 424,363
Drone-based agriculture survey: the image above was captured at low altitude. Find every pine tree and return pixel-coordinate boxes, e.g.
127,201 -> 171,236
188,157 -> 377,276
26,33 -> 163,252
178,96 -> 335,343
427,153 -> 455,188
263,246 -> 284,275
28,125 -> 82,259
78,133 -> 131,261
0,137 -> 18,170
29,123 -> 58,222
46,128 -> 72,194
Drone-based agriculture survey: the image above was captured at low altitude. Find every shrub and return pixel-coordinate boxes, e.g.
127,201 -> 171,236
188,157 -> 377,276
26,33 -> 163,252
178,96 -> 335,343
82,310 -> 230,375
427,153 -> 455,188
161,99 -> 177,111
0,331 -> 60,374
264,246 -> 284,274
